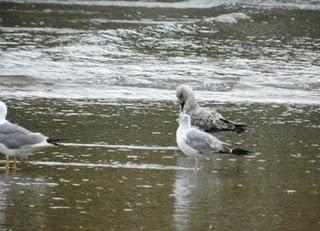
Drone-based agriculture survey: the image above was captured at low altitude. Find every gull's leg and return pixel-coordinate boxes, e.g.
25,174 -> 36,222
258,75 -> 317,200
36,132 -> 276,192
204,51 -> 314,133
194,157 -> 200,170
5,156 -> 10,169
13,157 -> 17,170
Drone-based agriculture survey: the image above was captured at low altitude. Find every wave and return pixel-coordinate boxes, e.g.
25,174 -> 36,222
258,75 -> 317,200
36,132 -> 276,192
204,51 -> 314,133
1,0 -> 320,10
0,3 -> 319,105
242,0 -> 320,10
1,85 -> 319,105
0,0 -> 237,9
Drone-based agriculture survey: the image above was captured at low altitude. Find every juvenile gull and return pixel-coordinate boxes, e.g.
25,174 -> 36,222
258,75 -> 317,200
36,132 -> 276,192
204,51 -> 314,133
0,101 -> 61,169
176,113 -> 249,156
176,85 -> 246,133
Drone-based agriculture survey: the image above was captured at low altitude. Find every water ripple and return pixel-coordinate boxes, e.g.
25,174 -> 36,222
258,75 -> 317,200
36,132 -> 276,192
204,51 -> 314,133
29,161 -> 194,171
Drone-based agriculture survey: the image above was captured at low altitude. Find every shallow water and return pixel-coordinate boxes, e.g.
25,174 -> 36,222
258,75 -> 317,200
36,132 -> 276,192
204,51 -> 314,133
0,99 -> 318,230
0,0 -> 320,230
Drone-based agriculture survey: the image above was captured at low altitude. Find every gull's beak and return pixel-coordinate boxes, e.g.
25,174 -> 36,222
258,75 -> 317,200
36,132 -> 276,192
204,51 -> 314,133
180,101 -> 185,111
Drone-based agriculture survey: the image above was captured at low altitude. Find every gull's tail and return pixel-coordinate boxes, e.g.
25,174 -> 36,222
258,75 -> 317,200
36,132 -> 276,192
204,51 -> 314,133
47,138 -> 68,146
220,118 -> 247,134
231,147 -> 250,155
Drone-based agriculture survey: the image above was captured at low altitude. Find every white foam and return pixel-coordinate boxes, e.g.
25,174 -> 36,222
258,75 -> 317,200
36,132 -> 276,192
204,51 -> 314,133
205,13 -> 251,24
1,86 -> 319,105
244,0 -> 320,10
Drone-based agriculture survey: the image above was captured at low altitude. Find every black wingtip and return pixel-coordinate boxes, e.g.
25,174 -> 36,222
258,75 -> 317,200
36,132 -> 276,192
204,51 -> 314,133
232,148 -> 250,155
47,138 -> 67,146
234,124 -> 247,134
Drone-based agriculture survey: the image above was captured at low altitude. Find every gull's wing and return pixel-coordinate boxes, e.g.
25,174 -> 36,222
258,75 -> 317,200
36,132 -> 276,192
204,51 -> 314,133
189,108 -> 222,131
185,128 -> 222,153
190,107 -> 246,133
0,121 -> 45,149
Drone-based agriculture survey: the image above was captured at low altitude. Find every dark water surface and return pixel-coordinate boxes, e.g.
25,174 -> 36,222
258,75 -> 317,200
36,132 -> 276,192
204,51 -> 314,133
0,0 -> 320,230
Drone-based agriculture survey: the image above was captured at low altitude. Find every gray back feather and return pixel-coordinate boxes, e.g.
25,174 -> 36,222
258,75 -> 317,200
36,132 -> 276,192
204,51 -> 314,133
0,122 -> 45,149
186,128 -> 221,153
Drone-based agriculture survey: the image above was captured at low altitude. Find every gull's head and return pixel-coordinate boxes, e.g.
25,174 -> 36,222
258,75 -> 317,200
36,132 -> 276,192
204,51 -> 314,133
179,113 -> 191,128
0,101 -> 7,122
176,85 -> 195,111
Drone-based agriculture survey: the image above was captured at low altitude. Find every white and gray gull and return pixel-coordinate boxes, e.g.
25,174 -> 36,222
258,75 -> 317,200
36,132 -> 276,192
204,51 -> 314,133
176,85 -> 246,133
0,101 -> 62,169
176,113 -> 249,156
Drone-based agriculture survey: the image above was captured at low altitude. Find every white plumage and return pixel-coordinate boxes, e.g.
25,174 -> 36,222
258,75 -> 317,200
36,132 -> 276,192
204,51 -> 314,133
176,113 -> 249,156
